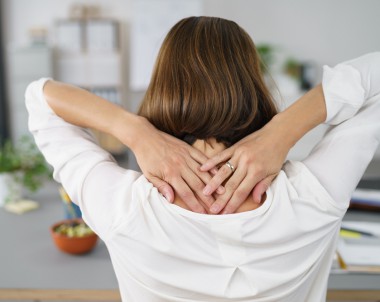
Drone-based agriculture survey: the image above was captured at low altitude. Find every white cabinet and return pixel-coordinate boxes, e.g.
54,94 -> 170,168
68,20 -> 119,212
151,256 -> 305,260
7,46 -> 52,141
56,52 -> 121,87
55,19 -> 125,155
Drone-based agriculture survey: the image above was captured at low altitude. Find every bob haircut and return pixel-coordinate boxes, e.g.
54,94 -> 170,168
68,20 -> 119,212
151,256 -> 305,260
138,16 -> 278,147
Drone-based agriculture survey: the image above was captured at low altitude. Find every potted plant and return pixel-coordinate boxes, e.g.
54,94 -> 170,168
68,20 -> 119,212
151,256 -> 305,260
0,136 -> 51,206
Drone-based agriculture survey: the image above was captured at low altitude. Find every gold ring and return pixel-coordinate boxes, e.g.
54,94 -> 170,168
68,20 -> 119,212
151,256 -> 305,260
225,161 -> 235,173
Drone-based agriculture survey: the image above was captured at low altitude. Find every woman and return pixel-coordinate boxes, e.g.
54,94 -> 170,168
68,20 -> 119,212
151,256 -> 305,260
26,16 -> 380,301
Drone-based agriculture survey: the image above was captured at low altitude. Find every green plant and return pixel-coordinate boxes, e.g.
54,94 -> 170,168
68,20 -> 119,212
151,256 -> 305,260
257,44 -> 275,73
54,221 -> 94,238
284,58 -> 302,81
0,136 -> 51,192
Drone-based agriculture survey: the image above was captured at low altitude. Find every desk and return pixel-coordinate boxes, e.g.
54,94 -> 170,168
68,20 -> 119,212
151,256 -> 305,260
1,181 -> 380,301
0,182 -> 120,301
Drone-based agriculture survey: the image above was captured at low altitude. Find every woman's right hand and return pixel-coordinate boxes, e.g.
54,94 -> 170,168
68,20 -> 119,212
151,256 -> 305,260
128,116 -> 222,214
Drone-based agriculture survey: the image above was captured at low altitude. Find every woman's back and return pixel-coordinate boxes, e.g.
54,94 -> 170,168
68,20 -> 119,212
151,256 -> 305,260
82,161 -> 342,301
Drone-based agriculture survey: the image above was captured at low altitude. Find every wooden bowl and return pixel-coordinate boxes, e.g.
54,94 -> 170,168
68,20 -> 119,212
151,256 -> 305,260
50,219 -> 98,255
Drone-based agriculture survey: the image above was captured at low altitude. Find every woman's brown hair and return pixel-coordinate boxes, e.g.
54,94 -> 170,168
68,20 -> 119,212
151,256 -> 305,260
138,16 -> 277,147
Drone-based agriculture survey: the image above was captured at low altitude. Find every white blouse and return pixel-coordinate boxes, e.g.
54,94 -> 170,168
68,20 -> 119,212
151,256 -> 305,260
26,53 -> 380,302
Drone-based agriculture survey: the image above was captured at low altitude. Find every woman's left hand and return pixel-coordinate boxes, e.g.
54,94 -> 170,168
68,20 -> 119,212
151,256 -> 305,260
199,115 -> 292,214
129,117 -> 222,214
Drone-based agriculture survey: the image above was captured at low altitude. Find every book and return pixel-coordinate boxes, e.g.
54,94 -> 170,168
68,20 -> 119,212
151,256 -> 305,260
350,178 -> 380,210
337,221 -> 380,272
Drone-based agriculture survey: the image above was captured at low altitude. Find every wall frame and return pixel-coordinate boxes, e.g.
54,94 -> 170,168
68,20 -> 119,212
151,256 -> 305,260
0,0 -> 9,145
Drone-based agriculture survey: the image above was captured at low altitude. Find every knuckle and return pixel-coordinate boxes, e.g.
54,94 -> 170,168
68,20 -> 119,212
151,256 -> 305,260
225,180 -> 237,191
202,196 -> 214,207
215,196 -> 228,207
223,204 -> 235,214
221,164 -> 231,175
255,165 -> 266,177
186,200 -> 204,213
162,164 -> 175,177
216,152 -> 224,160
192,181 -> 204,192
264,177 -> 272,185
164,170 -> 176,180
243,154 -> 253,166
236,145 -> 249,157
172,155 -> 184,166
209,180 -> 220,190
181,190 -> 194,201
156,182 -> 167,191
235,189 -> 248,200
195,205 -> 205,213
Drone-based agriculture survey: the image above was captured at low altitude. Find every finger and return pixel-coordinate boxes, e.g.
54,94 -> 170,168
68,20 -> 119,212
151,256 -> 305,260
185,162 -> 225,195
221,176 -> 258,214
188,148 -> 224,194
208,167 -> 224,194
172,150 -> 224,196
200,166 -> 224,193
149,176 -> 175,202
180,165 -> 216,208
188,146 -> 210,165
210,167 -> 219,175
199,148 -> 234,171
209,167 -> 246,214
216,185 -> 225,195
252,174 -> 277,203
203,161 -> 235,196
171,177 -> 207,214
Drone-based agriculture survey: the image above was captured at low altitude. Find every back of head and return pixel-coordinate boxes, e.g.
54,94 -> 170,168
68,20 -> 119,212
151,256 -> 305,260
138,16 -> 277,147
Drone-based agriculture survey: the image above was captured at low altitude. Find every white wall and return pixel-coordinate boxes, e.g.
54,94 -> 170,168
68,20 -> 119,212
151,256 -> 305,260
4,0 -> 380,106
3,0 -> 380,169
3,0 -> 130,46
205,0 -> 380,68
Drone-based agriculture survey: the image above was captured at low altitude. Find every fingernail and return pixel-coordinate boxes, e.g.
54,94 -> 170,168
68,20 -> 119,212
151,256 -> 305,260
254,194 -> 262,204
164,193 -> 172,202
200,163 -> 209,171
210,204 -> 220,213
203,185 -> 212,195
216,186 -> 225,194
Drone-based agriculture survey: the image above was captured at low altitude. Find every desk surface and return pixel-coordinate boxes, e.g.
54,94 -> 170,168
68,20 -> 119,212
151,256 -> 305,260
1,181 -> 380,300
0,182 -> 118,290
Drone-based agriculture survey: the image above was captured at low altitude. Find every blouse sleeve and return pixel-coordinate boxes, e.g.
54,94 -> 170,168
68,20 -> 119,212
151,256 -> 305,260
303,52 -> 380,209
25,78 -> 140,239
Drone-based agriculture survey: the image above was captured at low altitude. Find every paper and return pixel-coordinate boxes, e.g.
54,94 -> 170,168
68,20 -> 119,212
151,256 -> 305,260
337,221 -> 380,271
4,199 -> 39,215
341,221 -> 380,237
351,188 -> 380,206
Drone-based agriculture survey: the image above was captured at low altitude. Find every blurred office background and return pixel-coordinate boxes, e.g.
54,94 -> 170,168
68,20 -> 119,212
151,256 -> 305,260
1,2 -> 380,302
1,0 -> 380,173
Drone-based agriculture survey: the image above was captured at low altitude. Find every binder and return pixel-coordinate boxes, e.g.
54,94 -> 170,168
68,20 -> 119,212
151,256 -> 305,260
350,178 -> 380,211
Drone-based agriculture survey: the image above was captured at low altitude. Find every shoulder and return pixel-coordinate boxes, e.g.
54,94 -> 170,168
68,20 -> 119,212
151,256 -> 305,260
279,160 -> 346,213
